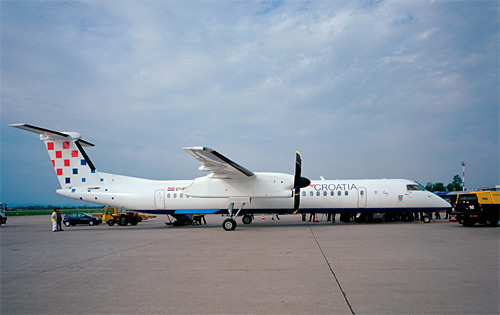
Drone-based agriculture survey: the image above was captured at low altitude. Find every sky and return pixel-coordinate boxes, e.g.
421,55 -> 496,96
1,0 -> 499,206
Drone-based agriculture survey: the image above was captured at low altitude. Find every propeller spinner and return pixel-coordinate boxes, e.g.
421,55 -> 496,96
294,151 -> 311,213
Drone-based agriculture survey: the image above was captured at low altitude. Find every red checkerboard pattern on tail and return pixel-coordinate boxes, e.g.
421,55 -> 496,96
44,138 -> 100,188
8,123 -> 100,189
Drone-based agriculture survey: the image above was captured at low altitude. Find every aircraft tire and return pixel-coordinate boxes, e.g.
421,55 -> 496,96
223,219 -> 237,231
242,215 -> 253,224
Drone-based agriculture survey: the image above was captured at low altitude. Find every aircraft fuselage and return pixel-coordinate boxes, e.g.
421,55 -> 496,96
57,175 -> 449,215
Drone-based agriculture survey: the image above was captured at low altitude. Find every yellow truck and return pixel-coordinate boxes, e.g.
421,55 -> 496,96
93,207 -> 155,226
454,191 -> 500,226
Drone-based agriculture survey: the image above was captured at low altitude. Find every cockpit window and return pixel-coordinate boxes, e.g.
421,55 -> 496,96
407,184 -> 425,191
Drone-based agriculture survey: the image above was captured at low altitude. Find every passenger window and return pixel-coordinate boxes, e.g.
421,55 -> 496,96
173,193 -> 177,198
331,191 -> 334,196
338,191 -> 341,196
302,191 -> 306,196
180,193 -> 183,198
316,191 -> 320,196
167,193 -> 171,198
360,191 -> 364,196
323,191 -> 327,196
310,191 -> 313,196
345,191 -> 348,196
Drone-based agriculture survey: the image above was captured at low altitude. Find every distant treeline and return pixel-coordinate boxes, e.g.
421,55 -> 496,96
425,175 -> 463,192
5,205 -> 102,210
5,208 -> 102,216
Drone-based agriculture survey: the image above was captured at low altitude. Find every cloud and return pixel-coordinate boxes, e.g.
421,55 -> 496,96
1,0 -> 498,204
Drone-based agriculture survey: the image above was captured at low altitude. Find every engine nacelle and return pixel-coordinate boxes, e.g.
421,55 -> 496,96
183,172 -> 294,198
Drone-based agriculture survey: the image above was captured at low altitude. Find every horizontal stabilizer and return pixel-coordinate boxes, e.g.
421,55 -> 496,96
9,123 -> 94,147
10,123 -> 99,188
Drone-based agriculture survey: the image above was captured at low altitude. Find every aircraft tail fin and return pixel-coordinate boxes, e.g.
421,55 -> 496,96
9,123 -> 101,188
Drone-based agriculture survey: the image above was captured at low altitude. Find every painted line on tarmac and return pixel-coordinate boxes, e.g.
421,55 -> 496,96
308,225 -> 356,315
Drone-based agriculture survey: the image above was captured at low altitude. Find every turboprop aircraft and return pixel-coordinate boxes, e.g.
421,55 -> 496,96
10,123 -> 451,230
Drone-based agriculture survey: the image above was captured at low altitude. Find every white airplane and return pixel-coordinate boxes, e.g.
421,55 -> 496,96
10,123 -> 450,230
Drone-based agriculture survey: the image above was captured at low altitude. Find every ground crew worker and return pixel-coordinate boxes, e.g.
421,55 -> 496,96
193,214 -> 205,225
56,208 -> 63,231
51,209 -> 58,232
435,210 -> 441,219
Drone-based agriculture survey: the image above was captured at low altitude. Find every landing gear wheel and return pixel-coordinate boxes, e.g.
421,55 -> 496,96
223,219 -> 237,231
242,215 -> 253,225
422,216 -> 431,223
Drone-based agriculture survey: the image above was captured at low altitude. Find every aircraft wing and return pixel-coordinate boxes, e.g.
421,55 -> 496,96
183,147 -> 254,179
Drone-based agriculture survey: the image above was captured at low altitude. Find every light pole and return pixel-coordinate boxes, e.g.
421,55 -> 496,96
461,161 -> 466,191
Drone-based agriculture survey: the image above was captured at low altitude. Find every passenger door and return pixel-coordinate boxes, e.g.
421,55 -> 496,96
155,189 -> 165,209
358,187 -> 367,208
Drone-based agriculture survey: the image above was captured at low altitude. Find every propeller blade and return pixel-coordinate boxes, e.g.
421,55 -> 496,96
294,151 -> 302,187
294,190 -> 300,213
293,152 -> 310,213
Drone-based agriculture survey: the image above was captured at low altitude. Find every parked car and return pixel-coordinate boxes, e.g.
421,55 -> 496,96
0,203 -> 7,225
63,212 -> 102,226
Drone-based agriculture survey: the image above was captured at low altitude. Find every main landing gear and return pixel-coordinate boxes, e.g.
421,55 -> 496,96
222,202 -> 247,231
241,214 -> 253,224
222,218 -> 237,231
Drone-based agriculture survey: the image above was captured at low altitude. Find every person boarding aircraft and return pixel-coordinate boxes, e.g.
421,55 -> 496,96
10,123 -> 450,230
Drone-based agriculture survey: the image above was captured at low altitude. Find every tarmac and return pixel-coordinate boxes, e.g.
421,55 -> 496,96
1,214 -> 499,314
